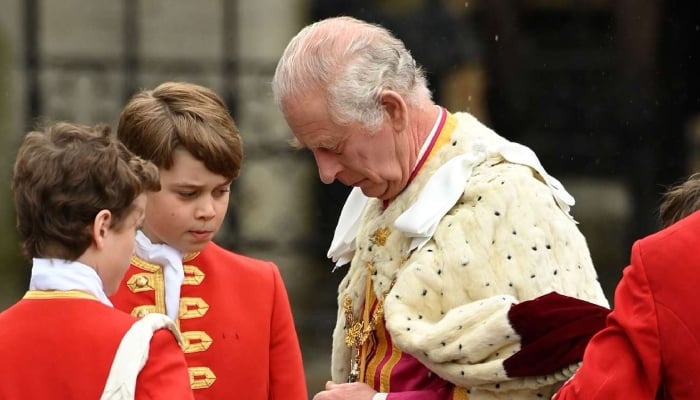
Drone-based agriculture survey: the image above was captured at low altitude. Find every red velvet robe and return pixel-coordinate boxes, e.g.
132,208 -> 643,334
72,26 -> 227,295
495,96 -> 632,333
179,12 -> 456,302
110,241 -> 307,400
0,290 -> 192,399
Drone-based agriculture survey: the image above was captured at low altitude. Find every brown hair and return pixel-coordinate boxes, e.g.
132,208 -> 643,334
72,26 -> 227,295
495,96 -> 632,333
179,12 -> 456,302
12,122 -> 160,260
117,81 -> 242,179
658,173 -> 700,228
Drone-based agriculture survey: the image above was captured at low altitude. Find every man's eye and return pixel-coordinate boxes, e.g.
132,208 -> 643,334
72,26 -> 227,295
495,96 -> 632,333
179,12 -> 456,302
320,146 -> 340,155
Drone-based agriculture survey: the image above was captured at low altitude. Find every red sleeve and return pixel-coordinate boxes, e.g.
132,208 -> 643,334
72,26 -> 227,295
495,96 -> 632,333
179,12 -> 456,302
268,265 -> 308,400
554,241 -> 662,399
135,328 -> 194,400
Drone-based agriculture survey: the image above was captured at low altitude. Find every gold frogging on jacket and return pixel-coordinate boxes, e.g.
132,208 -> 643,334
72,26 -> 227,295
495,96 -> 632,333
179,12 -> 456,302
128,256 -> 166,316
127,253 -> 217,390
183,264 -> 205,285
179,258 -> 216,390
182,331 -> 213,353
179,297 -> 210,319
189,366 -> 217,389
345,227 -> 391,383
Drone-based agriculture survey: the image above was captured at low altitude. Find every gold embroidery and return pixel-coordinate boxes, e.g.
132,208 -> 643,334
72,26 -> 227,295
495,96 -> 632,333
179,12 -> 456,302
179,297 -> 210,319
132,305 -> 157,318
182,331 -> 213,353
189,366 -> 216,389
183,265 -> 205,285
343,297 -> 360,347
131,255 -> 163,272
183,252 -> 199,263
130,255 -> 166,313
345,320 -> 364,348
370,227 -> 391,246
23,290 -> 97,300
126,273 -> 154,292
345,261 -> 387,382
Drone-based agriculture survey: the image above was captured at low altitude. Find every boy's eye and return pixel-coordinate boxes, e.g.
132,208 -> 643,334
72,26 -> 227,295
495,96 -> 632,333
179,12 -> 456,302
178,191 -> 197,198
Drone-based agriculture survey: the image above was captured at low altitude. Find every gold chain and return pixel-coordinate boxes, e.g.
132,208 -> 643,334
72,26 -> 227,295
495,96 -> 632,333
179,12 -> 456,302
344,227 -> 392,383
345,260 -> 389,382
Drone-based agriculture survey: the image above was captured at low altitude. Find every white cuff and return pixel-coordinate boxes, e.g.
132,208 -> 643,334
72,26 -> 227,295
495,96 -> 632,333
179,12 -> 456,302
372,393 -> 388,400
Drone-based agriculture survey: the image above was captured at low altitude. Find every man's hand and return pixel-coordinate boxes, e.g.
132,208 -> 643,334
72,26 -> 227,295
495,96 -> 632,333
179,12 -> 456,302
312,381 -> 378,400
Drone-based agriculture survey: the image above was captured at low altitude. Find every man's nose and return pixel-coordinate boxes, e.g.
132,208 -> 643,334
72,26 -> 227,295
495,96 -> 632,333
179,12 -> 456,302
314,151 -> 341,184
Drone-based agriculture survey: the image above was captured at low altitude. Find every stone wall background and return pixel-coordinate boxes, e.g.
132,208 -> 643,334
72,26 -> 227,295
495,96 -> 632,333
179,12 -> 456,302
1,1 -> 698,397
0,0 -> 342,393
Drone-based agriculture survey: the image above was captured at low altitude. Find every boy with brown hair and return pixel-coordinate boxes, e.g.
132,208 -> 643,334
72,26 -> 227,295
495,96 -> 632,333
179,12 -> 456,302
0,122 -> 193,400
110,81 -> 307,399
658,172 -> 700,228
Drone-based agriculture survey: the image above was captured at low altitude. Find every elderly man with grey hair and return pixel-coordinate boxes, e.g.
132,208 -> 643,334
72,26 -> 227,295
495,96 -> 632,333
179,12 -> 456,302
272,16 -> 609,400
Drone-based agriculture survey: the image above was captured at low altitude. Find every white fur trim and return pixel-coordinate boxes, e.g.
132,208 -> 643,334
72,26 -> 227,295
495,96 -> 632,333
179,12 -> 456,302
329,112 -> 609,398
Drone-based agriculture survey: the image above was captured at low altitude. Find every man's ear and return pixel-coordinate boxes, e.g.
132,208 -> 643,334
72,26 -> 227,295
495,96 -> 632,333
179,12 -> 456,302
92,210 -> 112,251
380,90 -> 408,133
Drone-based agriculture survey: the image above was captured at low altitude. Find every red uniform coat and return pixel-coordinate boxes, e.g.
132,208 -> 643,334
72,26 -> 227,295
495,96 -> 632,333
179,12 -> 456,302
0,290 -> 192,400
555,210 -> 700,399
110,241 -> 307,400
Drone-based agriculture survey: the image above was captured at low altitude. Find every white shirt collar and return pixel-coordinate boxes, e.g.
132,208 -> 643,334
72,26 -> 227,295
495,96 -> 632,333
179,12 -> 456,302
29,258 -> 113,306
414,106 -> 446,169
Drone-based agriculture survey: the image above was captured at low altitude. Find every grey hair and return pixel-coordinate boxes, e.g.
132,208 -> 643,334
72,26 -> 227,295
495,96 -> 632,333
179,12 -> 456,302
272,16 -> 432,131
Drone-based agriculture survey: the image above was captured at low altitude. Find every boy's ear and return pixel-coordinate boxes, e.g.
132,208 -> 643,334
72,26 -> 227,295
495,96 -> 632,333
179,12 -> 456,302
92,210 -> 112,250
380,90 -> 408,133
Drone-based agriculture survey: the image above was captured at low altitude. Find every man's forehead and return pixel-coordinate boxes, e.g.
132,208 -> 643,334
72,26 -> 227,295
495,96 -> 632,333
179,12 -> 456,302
296,130 -> 341,148
286,115 -> 340,145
